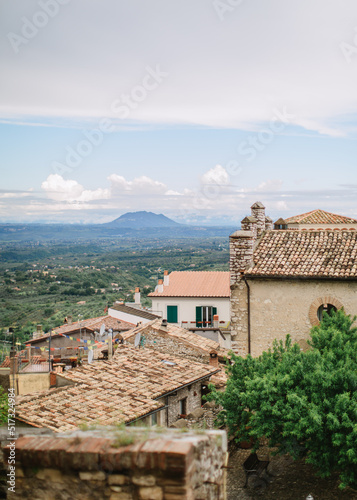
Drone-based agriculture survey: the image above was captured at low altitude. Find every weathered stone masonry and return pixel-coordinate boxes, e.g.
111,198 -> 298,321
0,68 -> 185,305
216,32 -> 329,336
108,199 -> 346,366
1,427 -> 227,500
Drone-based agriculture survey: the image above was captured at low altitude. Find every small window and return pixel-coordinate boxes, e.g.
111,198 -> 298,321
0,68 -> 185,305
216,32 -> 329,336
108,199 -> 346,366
317,304 -> 337,322
179,398 -> 187,416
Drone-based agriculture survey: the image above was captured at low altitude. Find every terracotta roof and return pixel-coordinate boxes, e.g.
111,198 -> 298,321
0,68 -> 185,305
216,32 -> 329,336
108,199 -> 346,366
26,316 -> 134,344
284,209 -> 357,225
15,345 -> 219,432
54,315 -> 134,334
247,230 -> 357,279
109,303 -> 160,320
148,271 -> 230,297
120,319 -> 229,359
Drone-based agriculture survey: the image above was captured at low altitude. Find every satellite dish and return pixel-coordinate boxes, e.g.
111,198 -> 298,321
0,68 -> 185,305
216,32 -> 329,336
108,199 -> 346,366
88,350 -> 94,364
134,332 -> 141,347
99,324 -> 105,336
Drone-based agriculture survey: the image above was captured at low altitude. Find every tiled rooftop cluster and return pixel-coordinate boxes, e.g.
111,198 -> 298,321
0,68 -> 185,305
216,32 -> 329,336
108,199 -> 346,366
15,345 -> 219,432
54,315 -> 134,335
148,271 -> 230,297
285,209 -> 357,225
247,230 -> 357,278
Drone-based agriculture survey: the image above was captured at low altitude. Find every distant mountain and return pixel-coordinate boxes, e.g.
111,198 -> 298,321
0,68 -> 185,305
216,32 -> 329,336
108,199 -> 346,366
106,211 -> 182,228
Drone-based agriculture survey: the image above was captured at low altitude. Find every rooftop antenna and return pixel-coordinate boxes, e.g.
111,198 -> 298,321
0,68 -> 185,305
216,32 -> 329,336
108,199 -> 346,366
88,349 -> 94,364
134,332 -> 141,348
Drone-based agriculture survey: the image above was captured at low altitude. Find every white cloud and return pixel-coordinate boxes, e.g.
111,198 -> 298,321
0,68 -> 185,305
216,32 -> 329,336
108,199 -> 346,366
201,165 -> 230,186
108,174 -> 168,195
41,174 -> 110,202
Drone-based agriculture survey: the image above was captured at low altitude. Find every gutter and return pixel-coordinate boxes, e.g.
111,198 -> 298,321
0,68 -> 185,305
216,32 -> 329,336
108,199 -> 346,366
245,275 -> 357,282
242,274 -> 251,355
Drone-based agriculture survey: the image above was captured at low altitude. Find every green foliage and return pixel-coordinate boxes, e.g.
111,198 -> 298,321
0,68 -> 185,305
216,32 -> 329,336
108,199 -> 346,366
208,309 -> 357,489
0,387 -> 8,426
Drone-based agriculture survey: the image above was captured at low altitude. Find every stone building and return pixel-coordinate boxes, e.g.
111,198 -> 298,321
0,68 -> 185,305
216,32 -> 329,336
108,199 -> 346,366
230,202 -> 357,356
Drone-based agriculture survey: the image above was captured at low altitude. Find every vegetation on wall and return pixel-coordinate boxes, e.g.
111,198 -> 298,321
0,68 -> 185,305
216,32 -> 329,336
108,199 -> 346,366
208,309 -> 357,489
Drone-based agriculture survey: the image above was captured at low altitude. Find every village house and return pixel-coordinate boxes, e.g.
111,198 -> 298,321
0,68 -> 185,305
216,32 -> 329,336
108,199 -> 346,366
15,344 -> 220,431
25,315 -> 134,360
230,202 -> 357,357
148,271 -> 230,331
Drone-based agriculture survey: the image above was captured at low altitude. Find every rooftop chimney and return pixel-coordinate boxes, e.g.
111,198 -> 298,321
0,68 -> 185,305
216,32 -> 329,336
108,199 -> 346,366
161,319 -> 168,330
33,324 -> 43,340
134,287 -> 141,305
67,315 -> 73,325
157,279 -> 164,293
209,350 -> 219,368
163,270 -> 169,287
251,201 -> 266,238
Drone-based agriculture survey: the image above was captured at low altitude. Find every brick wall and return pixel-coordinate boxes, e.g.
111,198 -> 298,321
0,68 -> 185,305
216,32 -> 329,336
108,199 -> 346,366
1,427 -> 227,500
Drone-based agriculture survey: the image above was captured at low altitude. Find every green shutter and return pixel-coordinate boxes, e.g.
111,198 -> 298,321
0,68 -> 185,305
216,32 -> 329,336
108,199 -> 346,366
213,307 -> 217,316
196,306 -> 202,328
167,305 -> 178,323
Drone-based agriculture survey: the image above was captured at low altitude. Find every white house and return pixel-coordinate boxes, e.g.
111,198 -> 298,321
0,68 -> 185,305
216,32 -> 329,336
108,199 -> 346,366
148,271 -> 230,330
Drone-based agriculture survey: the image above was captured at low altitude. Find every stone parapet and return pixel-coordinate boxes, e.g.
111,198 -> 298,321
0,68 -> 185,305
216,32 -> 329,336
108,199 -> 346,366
1,427 -> 227,500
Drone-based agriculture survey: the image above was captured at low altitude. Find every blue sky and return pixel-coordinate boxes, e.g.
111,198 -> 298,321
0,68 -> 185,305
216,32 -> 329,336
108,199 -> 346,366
1,0 -> 357,224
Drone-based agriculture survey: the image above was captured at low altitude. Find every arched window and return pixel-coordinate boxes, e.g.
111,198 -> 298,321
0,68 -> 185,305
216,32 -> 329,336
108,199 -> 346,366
317,304 -> 337,322
309,296 -> 343,326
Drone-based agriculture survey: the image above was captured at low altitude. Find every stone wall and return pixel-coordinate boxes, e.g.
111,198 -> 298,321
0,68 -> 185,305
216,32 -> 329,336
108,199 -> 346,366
229,231 -> 255,355
166,381 -> 202,426
1,427 -> 227,500
126,327 -> 210,363
248,278 -> 357,357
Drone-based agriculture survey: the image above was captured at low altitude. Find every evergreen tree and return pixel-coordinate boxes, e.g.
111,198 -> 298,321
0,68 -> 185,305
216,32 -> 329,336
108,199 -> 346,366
208,309 -> 357,489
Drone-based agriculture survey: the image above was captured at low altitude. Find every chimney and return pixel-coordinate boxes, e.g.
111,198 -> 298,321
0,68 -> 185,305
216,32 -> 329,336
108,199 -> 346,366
157,279 -> 164,293
209,350 -> 219,368
163,270 -> 169,287
213,314 -> 219,329
230,230 -> 255,284
241,216 -> 257,239
67,315 -> 73,325
33,324 -> 43,340
161,319 -> 168,331
134,287 -> 141,305
265,216 -> 274,231
250,201 -> 266,238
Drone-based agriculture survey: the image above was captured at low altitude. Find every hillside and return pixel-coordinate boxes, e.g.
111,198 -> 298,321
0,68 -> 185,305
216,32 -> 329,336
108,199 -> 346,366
106,211 -> 182,228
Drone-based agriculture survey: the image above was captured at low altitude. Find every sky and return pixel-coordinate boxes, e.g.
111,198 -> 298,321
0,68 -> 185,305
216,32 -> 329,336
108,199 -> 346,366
1,0 -> 357,225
